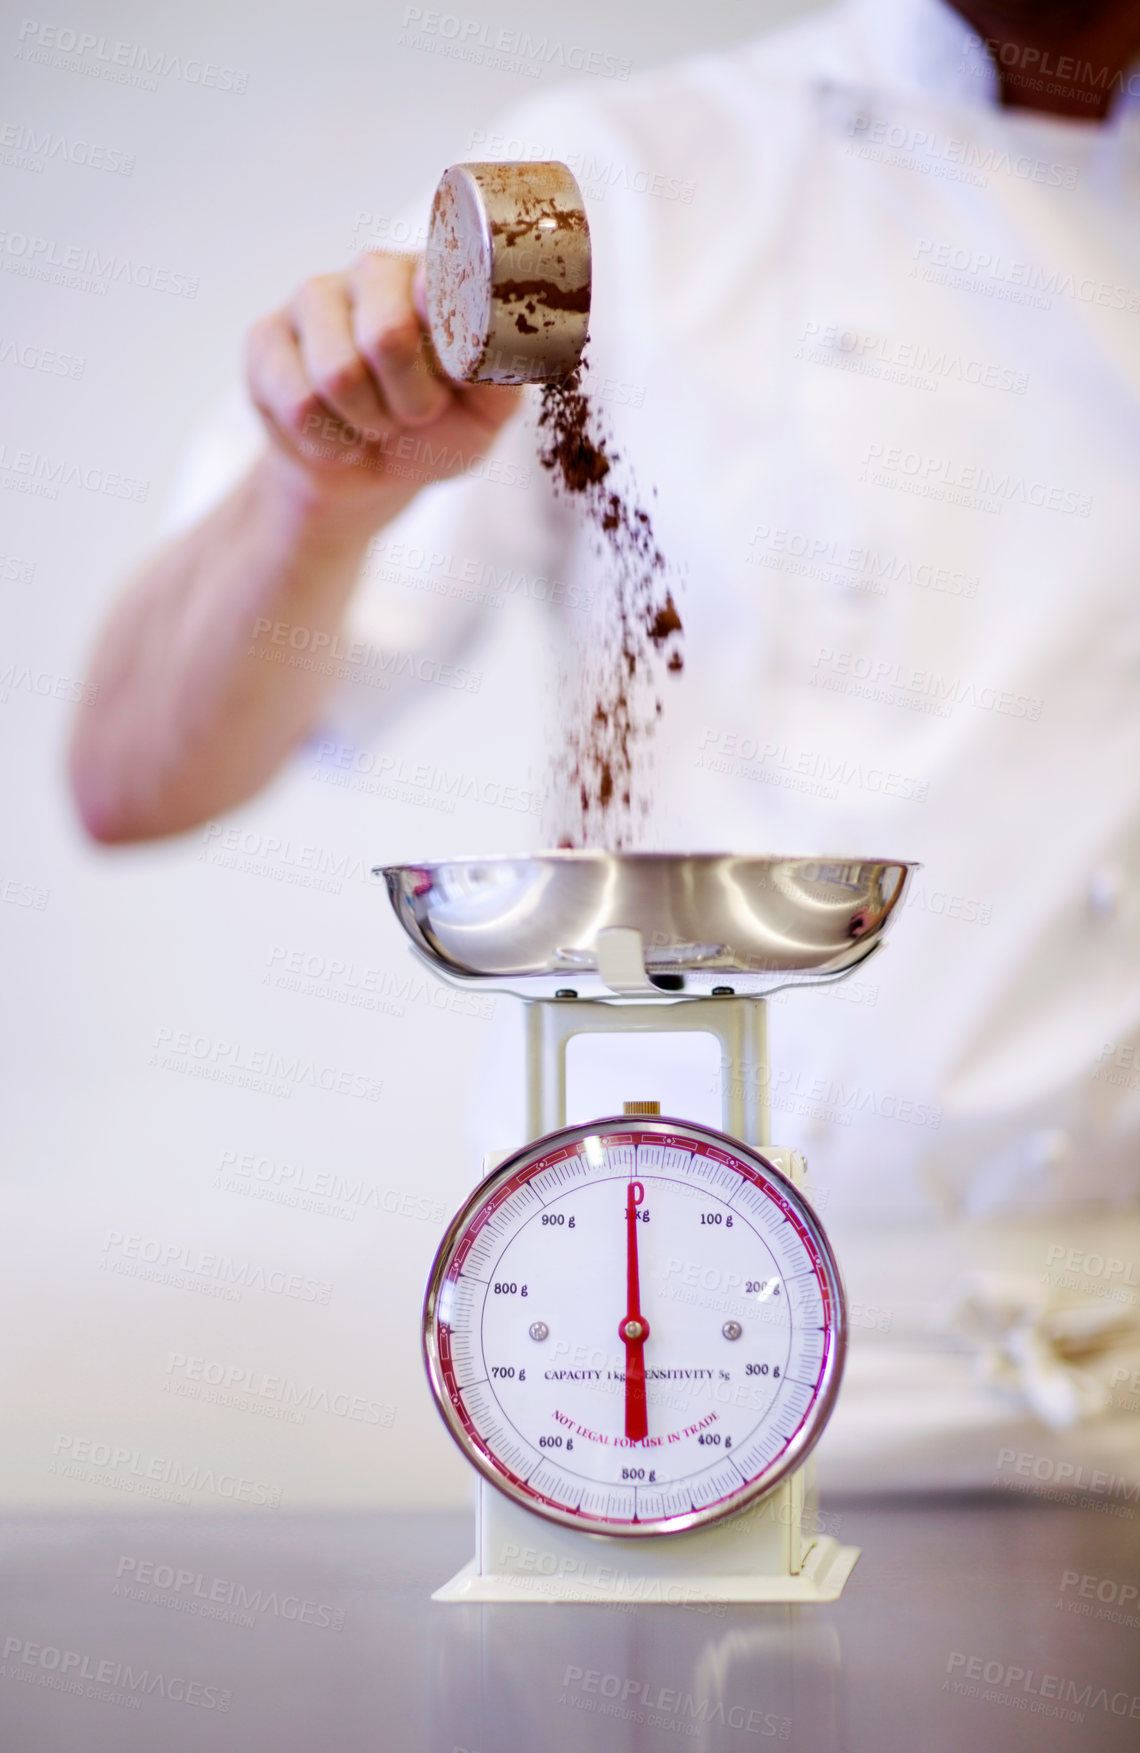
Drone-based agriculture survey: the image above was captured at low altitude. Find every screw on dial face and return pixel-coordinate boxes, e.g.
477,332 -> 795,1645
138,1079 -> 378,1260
423,1117 -> 845,1539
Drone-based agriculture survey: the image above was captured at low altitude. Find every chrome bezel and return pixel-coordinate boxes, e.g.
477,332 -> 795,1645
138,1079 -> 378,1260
422,1115 -> 846,1539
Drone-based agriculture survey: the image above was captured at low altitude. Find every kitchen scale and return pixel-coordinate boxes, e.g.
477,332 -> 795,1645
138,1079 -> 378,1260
381,851 -> 913,1604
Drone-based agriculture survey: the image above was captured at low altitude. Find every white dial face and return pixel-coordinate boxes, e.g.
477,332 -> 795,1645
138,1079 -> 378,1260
424,1119 -> 844,1537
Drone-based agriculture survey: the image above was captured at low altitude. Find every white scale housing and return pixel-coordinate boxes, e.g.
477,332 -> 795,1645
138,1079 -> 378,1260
381,853 -> 914,1605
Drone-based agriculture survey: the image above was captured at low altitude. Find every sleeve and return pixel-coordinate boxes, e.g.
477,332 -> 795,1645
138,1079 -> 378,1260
319,396 -> 567,745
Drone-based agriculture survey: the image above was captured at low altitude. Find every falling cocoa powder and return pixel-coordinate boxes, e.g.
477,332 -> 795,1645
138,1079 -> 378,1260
537,360 -> 683,847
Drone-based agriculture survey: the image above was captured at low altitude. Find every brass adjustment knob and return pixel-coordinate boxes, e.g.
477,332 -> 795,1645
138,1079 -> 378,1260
623,1100 -> 661,1116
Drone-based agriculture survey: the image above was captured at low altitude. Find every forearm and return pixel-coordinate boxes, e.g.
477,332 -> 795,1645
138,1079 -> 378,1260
70,249 -> 522,843
69,447 -> 410,843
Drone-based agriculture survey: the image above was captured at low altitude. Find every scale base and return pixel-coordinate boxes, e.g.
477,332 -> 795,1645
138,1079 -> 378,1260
431,1469 -> 857,1606
432,1534 -> 858,1604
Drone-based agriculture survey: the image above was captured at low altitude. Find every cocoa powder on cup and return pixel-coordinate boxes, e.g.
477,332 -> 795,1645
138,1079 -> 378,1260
537,362 -> 683,847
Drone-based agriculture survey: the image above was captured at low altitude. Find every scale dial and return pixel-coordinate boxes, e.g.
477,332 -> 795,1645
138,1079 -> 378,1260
423,1117 -> 845,1538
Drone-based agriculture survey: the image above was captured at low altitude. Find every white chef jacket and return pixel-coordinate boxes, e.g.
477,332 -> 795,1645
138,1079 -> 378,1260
167,0 -> 1140,1486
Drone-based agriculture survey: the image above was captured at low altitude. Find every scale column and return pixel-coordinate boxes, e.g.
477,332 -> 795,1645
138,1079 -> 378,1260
729,994 -> 770,1151
524,999 -> 567,1139
524,994 -> 770,1145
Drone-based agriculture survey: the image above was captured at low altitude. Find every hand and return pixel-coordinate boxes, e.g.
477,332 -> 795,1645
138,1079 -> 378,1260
245,252 -> 523,518
620,1181 -> 649,1443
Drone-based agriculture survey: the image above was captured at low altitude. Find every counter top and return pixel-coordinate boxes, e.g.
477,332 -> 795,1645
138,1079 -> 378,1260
2,1494 -> 1137,1750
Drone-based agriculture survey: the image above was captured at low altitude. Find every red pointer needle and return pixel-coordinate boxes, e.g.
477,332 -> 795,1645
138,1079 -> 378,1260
619,1181 -> 649,1442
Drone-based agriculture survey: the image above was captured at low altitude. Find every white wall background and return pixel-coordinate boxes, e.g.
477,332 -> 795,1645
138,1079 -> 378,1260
1,0 -> 821,1512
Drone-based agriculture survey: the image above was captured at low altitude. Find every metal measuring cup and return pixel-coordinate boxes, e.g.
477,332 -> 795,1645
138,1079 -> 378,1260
423,160 -> 591,386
